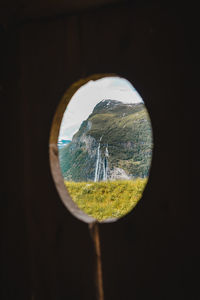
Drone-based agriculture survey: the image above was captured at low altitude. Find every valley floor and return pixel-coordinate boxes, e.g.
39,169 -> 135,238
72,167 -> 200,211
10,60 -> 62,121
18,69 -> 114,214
64,179 -> 147,221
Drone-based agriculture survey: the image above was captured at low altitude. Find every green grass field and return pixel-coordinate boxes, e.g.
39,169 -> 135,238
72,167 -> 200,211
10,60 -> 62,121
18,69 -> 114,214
65,178 -> 147,221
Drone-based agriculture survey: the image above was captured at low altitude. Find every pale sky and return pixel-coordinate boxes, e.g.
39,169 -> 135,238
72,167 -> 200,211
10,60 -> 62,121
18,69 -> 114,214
59,77 -> 143,141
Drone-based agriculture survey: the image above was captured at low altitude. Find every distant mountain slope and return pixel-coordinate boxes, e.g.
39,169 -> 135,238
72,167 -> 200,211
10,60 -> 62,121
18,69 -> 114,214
59,99 -> 153,181
57,139 -> 71,149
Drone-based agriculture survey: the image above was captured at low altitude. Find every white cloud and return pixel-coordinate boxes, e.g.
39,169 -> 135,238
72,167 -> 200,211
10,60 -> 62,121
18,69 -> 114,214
59,77 -> 143,140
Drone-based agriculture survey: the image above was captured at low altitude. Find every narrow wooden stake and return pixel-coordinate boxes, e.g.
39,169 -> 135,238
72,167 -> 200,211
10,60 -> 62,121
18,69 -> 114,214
89,222 -> 104,300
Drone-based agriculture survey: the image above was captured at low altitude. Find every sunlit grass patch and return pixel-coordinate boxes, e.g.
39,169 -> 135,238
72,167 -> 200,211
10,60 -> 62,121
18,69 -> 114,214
64,179 -> 147,221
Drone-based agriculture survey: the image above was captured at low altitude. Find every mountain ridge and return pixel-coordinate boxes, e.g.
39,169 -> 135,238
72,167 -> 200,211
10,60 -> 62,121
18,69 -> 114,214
59,99 -> 153,181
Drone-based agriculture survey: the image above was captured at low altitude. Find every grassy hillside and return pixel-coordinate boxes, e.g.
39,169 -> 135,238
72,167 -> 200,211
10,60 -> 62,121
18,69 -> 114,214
59,100 -> 153,181
88,104 -> 152,177
65,178 -> 147,221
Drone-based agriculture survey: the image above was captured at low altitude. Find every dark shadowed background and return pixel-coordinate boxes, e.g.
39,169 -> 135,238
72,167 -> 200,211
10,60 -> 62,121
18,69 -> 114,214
1,1 -> 199,299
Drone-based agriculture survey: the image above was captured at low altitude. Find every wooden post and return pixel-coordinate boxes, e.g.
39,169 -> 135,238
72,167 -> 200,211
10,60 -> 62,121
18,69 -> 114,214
89,222 -> 104,300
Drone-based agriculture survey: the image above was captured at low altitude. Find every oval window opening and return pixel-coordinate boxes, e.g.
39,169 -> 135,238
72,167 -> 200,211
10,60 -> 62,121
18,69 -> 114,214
49,74 -> 153,223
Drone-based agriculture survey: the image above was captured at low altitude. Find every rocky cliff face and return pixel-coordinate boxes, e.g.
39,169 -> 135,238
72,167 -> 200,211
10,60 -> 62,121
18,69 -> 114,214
59,99 -> 153,182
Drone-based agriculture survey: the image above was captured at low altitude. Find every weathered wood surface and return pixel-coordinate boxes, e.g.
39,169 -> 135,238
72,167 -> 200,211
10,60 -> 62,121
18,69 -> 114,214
1,1 -> 198,299
89,223 -> 104,300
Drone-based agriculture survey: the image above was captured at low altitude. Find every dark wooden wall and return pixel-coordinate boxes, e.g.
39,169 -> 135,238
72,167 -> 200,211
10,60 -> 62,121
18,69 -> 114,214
1,1 -> 199,300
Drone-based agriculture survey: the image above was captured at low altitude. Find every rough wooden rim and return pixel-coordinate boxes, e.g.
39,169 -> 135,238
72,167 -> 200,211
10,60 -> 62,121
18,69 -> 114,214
49,73 -> 120,223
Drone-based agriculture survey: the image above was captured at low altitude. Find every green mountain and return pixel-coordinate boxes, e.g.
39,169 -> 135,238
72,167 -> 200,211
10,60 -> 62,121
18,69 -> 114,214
59,100 -> 153,182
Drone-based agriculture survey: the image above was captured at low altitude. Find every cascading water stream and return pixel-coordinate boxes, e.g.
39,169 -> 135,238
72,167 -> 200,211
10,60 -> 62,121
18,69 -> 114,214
94,143 -> 101,182
95,138 -> 109,182
103,146 -> 109,181
94,137 -> 102,182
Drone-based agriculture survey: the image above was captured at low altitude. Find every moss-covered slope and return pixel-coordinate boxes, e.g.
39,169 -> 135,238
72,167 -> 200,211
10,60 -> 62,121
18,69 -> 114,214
59,100 -> 153,181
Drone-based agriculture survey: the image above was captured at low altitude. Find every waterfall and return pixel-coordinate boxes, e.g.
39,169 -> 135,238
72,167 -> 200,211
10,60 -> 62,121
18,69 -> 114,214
94,142 -> 101,182
94,138 -> 109,182
103,146 -> 109,181
105,145 -> 109,157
